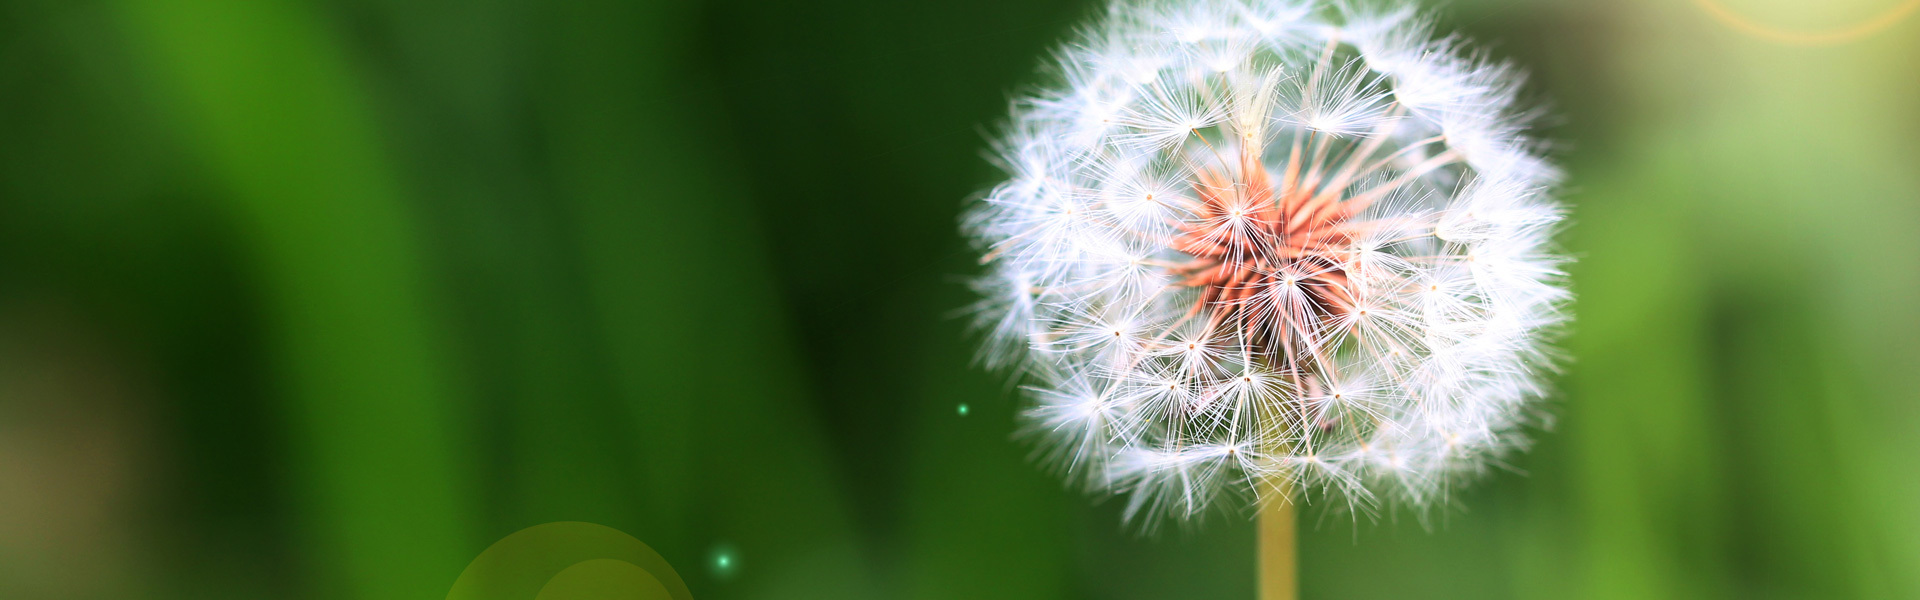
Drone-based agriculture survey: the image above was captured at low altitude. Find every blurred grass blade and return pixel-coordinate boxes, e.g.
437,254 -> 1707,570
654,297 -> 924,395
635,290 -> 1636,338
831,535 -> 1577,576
112,1 -> 476,598
537,1 -> 882,597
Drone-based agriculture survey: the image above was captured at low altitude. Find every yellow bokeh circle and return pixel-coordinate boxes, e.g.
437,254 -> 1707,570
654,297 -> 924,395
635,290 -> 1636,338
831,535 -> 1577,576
1694,0 -> 1920,45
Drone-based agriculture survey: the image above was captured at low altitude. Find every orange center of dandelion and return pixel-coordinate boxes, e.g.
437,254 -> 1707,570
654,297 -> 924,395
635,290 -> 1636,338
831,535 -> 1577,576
1164,136 -> 1420,356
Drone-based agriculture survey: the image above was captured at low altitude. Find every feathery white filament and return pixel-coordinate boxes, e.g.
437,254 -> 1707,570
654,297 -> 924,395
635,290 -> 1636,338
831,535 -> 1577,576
966,0 -> 1567,524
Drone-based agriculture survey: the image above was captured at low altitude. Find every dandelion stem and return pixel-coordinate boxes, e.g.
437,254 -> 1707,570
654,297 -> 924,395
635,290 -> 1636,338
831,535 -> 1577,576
1259,476 -> 1297,600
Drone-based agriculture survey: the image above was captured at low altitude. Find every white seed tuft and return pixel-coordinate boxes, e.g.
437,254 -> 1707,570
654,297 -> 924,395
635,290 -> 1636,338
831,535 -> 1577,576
971,0 -> 1568,525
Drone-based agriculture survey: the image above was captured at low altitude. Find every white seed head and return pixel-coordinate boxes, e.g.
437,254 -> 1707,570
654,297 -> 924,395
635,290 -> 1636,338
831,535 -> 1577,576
968,0 -> 1569,524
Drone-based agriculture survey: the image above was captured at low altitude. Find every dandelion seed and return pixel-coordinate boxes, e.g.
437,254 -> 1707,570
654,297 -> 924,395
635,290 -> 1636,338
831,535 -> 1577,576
965,0 -> 1569,530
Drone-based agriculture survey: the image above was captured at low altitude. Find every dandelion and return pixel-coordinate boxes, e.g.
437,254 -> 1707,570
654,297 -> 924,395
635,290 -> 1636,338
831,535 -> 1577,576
965,1 -> 1567,597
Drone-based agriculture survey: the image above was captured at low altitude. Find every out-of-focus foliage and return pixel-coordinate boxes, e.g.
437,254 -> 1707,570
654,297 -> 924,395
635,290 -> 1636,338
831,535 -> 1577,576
0,0 -> 1915,599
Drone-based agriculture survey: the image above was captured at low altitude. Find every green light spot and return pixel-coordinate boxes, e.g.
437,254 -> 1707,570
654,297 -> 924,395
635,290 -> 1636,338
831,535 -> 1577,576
957,403 -> 970,416
708,543 -> 739,581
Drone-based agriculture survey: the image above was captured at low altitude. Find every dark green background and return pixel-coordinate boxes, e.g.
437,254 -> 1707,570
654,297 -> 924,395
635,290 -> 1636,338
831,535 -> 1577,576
2,0 -> 1917,598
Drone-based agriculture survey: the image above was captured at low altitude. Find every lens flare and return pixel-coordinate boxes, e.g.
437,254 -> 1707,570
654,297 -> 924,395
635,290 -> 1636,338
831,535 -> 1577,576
1694,0 -> 1920,46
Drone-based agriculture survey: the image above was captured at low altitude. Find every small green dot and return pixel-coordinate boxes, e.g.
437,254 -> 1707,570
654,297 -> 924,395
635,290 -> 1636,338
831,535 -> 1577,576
709,543 -> 739,581
957,403 -> 970,416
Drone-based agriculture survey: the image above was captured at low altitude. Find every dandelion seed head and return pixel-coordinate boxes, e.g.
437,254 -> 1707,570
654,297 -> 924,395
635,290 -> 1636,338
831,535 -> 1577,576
966,0 -> 1569,526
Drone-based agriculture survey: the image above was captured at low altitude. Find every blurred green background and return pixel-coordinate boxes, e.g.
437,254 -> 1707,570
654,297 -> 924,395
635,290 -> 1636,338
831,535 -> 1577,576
2,0 -> 1917,598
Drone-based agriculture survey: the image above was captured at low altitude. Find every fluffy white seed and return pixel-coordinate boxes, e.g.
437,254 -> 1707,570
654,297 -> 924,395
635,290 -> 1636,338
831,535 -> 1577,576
967,0 -> 1568,524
